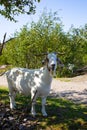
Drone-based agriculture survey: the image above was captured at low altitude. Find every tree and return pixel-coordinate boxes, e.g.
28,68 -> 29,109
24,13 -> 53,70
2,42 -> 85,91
1,10 -> 87,77
1,10 -> 65,69
0,0 -> 40,21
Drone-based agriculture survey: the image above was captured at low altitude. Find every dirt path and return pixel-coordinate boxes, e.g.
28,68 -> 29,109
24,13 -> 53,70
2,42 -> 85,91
0,75 -> 87,104
0,75 -> 8,87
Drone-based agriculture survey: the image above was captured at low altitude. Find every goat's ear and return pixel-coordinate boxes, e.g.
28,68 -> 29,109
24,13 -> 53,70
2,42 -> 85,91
57,57 -> 62,64
42,59 -> 46,65
42,56 -> 49,65
57,57 -> 64,67
46,56 -> 49,62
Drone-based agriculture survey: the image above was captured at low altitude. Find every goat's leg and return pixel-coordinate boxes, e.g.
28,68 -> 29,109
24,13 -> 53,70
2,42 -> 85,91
7,79 -> 16,109
9,92 -> 16,109
41,97 -> 47,116
31,90 -> 37,116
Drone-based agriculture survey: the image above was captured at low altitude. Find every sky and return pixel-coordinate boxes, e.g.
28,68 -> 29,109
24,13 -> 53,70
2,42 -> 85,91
0,0 -> 87,42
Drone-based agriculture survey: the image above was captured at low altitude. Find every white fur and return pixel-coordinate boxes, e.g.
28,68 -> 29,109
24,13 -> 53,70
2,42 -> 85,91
6,53 -> 59,116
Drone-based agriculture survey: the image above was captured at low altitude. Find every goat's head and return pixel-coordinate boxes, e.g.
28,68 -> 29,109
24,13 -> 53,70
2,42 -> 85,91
42,52 -> 64,76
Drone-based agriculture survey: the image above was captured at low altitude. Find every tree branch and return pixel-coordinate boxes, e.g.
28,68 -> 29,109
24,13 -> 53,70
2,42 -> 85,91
0,33 -> 7,55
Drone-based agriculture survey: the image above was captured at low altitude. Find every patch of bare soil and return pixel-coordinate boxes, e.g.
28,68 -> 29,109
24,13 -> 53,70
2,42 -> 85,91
51,74 -> 87,104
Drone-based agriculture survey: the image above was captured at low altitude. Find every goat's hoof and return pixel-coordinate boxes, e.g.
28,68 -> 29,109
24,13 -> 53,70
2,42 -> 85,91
11,107 -> 16,110
10,106 -> 17,110
31,113 -> 36,117
42,113 -> 48,117
31,115 -> 36,118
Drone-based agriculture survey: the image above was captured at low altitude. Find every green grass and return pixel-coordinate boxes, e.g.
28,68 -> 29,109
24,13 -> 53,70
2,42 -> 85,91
0,86 -> 87,130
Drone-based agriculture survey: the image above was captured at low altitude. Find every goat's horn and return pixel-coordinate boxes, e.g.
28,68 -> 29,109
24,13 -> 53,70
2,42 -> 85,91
35,52 -> 48,56
42,52 -> 48,55
56,52 -> 65,55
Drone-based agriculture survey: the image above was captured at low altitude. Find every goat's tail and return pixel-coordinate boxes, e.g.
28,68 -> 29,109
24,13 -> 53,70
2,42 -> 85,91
0,71 -> 7,76
0,68 -> 11,76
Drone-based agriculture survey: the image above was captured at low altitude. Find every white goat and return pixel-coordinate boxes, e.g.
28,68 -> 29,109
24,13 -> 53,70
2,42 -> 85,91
5,52 -> 63,116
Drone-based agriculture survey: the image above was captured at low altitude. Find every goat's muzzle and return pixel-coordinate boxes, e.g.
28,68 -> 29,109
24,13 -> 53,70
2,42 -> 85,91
48,64 -> 56,77
51,64 -> 55,71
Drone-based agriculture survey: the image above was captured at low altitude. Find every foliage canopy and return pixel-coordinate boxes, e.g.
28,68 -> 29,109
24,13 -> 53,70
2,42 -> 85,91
0,10 -> 87,77
0,0 -> 40,21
